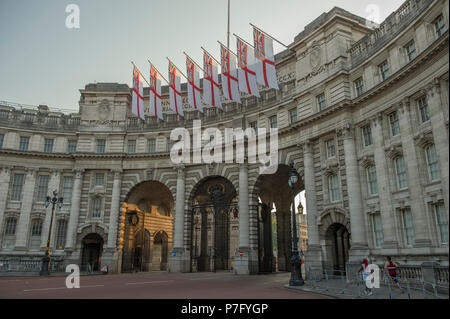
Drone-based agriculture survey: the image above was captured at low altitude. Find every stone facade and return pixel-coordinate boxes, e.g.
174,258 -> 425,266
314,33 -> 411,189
0,0 -> 448,274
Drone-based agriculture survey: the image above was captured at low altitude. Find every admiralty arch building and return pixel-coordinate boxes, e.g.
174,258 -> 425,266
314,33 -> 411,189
0,0 -> 448,275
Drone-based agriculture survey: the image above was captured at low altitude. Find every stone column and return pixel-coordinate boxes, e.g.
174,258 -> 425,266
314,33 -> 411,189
371,115 -> 398,248
169,165 -> 188,272
427,81 -> 449,213
398,99 -> 432,247
0,165 -> 11,248
40,170 -> 61,249
15,168 -> 38,250
65,168 -> 84,251
235,162 -> 256,274
341,125 -> 368,260
302,140 -> 322,270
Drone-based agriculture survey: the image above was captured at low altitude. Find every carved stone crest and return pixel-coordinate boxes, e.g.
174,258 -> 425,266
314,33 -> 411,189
310,43 -> 322,72
98,100 -> 111,121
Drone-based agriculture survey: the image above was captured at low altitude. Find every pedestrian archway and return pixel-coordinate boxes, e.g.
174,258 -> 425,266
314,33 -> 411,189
81,233 -> 104,272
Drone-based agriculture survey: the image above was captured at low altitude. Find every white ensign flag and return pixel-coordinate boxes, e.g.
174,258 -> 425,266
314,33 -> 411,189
253,27 -> 279,90
220,44 -> 241,103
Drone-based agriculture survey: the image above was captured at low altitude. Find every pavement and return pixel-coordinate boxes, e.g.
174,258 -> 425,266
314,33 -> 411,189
0,271 -> 333,299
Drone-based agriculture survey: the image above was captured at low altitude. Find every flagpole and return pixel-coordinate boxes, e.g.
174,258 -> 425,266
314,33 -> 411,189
166,57 -> 189,81
131,61 -> 151,87
227,0 -> 230,49
233,33 -> 255,49
217,40 -> 237,57
250,23 -> 294,51
183,51 -> 205,72
147,59 -> 170,85
201,46 -> 221,65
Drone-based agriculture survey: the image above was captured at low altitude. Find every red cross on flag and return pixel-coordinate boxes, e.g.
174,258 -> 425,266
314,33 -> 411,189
132,67 -> 145,120
253,27 -> 279,90
168,61 -> 184,117
186,56 -> 203,113
149,64 -> 164,120
236,38 -> 260,98
203,50 -> 222,109
220,44 -> 241,104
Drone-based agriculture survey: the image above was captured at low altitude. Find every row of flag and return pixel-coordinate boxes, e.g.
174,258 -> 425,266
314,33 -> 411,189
132,26 -> 280,121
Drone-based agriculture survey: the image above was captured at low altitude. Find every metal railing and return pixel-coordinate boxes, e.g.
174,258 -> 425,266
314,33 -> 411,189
0,257 -> 67,274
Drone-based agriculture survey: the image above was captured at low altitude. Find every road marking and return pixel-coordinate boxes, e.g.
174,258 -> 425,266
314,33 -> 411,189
23,284 -> 104,292
126,280 -> 173,285
189,277 -> 217,281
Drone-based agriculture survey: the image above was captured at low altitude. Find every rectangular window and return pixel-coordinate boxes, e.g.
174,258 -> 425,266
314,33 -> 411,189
19,137 -> 29,151
95,173 -> 104,186
328,175 -> 340,202
401,208 -> 414,246
326,139 -> 336,158
317,93 -> 326,111
434,15 -> 445,38
67,140 -> 77,153
55,220 -> 67,249
405,41 -> 417,62
426,145 -> 440,181
96,139 -> 106,153
435,202 -> 449,244
389,112 -> 400,137
269,115 -> 277,129
92,198 -> 102,218
4,218 -> 17,236
373,213 -> 384,248
128,140 -> 136,154
148,138 -> 156,153
10,174 -> 25,201
362,125 -> 373,147
367,165 -> 378,195
62,177 -> 73,204
379,61 -> 390,81
0,134 -> 4,149
395,156 -> 408,190
418,97 -> 430,123
289,109 -> 298,124
354,77 -> 364,97
37,175 -> 50,202
31,219 -> 43,236
0,110 -> 9,119
44,138 -> 54,153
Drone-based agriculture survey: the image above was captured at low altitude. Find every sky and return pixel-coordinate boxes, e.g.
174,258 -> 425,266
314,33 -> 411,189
0,0 -> 404,112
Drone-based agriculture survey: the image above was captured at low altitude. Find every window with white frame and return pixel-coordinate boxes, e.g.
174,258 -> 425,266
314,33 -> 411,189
401,208 -> 414,246
44,138 -> 54,153
128,140 -> 136,154
36,175 -> 50,202
317,93 -> 326,111
354,77 -> 364,97
434,15 -> 446,38
425,144 -> 440,182
29,219 -> 43,250
362,125 -> 373,147
389,112 -> 400,137
269,115 -> 277,129
379,60 -> 390,81
19,136 -> 29,151
67,140 -> 77,153
405,41 -> 417,62
10,173 -> 25,201
328,174 -> 341,202
2,217 -> 17,249
326,139 -> 336,158
289,108 -> 298,124
434,202 -> 448,244
96,139 -> 106,153
92,198 -> 102,218
395,156 -> 408,190
372,213 -> 384,248
95,173 -> 104,186
148,138 -> 156,153
62,177 -> 73,204
366,165 -> 378,196
417,96 -> 430,123
55,220 -> 67,249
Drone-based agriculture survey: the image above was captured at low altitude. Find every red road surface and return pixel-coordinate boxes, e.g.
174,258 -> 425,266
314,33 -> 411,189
0,271 -> 332,299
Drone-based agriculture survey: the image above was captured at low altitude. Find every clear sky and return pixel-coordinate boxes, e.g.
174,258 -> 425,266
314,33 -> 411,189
0,0 -> 404,111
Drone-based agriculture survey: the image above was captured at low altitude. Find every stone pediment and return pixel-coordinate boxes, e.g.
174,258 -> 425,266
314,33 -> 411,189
414,131 -> 434,148
360,155 -> 375,168
385,145 -> 403,160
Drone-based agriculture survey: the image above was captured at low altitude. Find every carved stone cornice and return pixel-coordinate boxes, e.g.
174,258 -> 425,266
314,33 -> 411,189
73,168 -> 85,179
24,167 -> 38,177
110,169 -> 123,180
321,160 -> 339,177
145,167 -> 153,180
339,123 -> 355,140
360,155 -> 375,168
414,131 -> 434,149
385,145 -> 403,160
0,165 -> 12,174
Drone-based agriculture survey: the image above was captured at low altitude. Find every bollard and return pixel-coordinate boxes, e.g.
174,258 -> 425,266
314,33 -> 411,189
406,279 -> 411,299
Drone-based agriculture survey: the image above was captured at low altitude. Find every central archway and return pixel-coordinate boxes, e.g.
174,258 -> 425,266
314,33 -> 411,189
189,176 -> 238,272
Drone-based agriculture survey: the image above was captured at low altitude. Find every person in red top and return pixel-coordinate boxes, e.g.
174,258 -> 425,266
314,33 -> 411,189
384,256 -> 404,292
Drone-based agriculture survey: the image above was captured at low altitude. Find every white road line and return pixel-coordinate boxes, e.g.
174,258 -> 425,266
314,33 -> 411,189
23,284 -> 104,292
189,277 -> 217,281
125,280 -> 173,285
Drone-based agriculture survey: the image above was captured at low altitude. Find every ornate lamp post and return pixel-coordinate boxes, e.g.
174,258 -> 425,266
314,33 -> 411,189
288,162 -> 304,286
40,190 -> 63,276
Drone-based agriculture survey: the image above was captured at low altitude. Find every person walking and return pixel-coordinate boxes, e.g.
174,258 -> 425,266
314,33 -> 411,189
358,258 -> 373,296
384,256 -> 404,293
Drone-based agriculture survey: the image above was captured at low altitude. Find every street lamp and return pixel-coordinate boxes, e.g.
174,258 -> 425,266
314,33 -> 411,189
40,190 -> 63,276
288,162 -> 304,286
